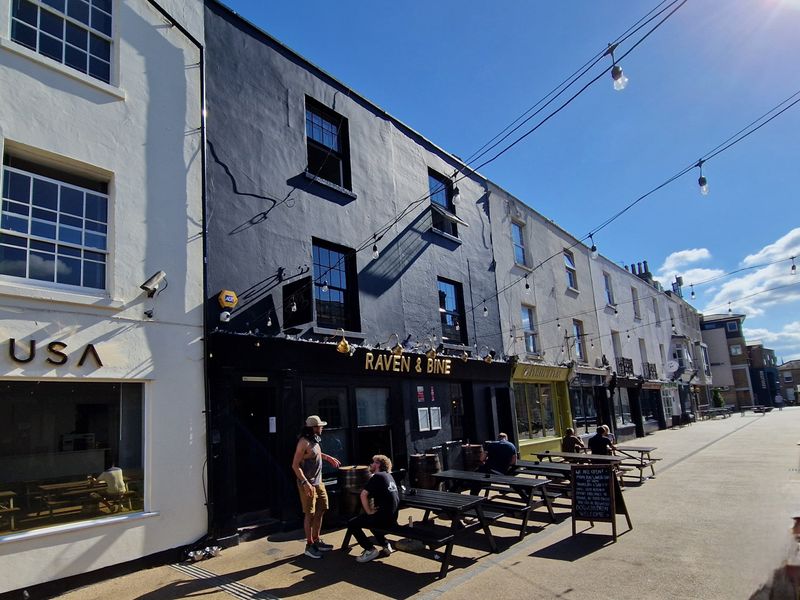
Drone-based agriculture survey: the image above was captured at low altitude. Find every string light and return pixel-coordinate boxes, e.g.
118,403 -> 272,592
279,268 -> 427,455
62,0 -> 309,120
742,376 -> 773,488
524,276 -> 530,291
727,302 -> 732,315
792,256 -> 797,276
290,300 -> 297,313
589,234 -> 598,260
451,176 -> 461,204
372,243 -> 379,260
483,304 -> 488,317
322,280 -> 329,293
690,284 -> 696,299
697,159 -> 708,196
606,43 -> 628,91
267,314 -> 272,327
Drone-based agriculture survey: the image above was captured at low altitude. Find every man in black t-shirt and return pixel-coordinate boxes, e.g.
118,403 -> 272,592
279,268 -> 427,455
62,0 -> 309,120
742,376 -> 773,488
347,454 -> 400,563
588,425 -> 616,455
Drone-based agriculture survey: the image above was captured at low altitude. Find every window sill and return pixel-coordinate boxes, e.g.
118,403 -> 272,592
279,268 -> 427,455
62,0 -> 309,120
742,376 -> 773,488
566,286 -> 580,295
0,280 -> 123,310
312,326 -> 365,340
0,511 -> 159,544
303,170 -> 357,199
430,227 -> 462,245
0,36 -> 126,101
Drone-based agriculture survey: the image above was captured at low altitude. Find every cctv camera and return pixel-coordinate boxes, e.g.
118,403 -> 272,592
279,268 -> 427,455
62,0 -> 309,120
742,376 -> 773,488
140,271 -> 167,297
220,310 -> 231,322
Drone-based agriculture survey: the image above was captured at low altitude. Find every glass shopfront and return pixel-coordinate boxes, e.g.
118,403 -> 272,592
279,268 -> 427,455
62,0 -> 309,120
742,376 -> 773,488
514,382 -> 555,439
0,381 -> 143,535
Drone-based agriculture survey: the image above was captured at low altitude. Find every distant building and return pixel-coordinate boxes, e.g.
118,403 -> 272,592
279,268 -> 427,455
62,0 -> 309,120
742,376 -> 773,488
701,314 -> 754,408
747,343 -> 780,406
778,359 -> 800,404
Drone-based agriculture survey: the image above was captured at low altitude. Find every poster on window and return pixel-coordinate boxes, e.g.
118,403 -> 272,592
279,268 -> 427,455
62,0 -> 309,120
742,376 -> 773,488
418,407 -> 431,431
430,406 -> 441,430
417,386 -> 425,402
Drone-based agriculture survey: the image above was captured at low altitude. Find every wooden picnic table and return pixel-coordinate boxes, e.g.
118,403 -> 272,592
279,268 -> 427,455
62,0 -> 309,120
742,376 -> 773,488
615,446 -> 660,482
341,487 -> 496,578
38,480 -> 134,516
536,451 -> 623,465
433,469 -> 555,538
514,460 -> 573,477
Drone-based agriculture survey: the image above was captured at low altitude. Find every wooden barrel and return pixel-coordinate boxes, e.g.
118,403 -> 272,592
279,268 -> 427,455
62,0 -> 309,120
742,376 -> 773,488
337,465 -> 370,517
409,453 -> 441,490
462,444 -> 483,471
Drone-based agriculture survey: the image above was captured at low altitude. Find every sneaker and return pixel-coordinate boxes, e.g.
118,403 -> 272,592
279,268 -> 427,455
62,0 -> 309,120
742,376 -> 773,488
379,542 -> 394,557
356,547 -> 380,563
314,540 -> 333,552
304,543 -> 323,559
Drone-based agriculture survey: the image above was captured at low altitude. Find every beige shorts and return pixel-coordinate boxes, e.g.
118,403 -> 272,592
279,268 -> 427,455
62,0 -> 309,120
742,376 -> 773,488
297,481 -> 329,515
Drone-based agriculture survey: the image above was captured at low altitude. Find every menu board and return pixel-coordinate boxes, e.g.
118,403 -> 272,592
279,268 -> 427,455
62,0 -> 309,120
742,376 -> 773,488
571,463 -> 631,541
572,464 -> 614,521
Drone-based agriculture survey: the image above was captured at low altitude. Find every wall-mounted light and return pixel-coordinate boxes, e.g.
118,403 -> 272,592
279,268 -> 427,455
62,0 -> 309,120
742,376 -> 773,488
336,329 -> 351,354
220,310 -> 231,322
140,270 -> 167,297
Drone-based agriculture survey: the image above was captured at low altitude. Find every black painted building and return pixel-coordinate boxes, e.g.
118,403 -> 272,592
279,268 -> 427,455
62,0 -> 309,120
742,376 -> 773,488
203,1 -> 510,540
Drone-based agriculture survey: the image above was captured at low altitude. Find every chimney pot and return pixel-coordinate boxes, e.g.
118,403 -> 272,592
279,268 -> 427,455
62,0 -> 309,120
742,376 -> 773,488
643,260 -> 649,274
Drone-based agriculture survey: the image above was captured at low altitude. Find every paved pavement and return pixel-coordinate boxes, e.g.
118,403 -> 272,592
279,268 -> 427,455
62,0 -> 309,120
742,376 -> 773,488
57,408 -> 800,600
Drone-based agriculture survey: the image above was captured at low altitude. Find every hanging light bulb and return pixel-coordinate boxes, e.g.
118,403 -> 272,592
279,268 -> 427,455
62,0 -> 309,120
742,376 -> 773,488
483,304 -> 488,317
524,276 -> 530,291
290,300 -> 297,313
460,350 -> 469,363
690,284 -> 696,300
728,302 -> 732,315
455,321 -> 461,331
372,243 -> 379,260
267,314 -> 272,327
452,183 -> 460,205
613,306 -> 618,316
792,256 -> 797,276
589,234 -> 598,260
606,44 -> 628,91
626,331 -> 630,340
590,339 -> 595,348
557,319 -> 561,329
322,280 -> 329,293
697,159 -> 709,196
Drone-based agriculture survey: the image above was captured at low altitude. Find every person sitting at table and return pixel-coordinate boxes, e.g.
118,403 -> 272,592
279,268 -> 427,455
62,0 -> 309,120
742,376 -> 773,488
469,433 -> 517,495
587,425 -> 616,455
346,454 -> 399,564
88,466 -> 128,512
561,428 -> 585,453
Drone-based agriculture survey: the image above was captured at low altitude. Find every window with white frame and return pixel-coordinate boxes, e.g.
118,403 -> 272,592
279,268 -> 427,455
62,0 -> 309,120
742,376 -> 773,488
11,0 -> 113,84
521,305 -> 538,354
1,155 -> 108,290
572,319 -> 584,360
512,222 -> 526,266
603,272 -> 614,305
730,344 -> 742,356
652,297 -> 661,326
700,345 -> 711,376
783,372 -> 793,383
564,250 -> 577,290
631,287 -> 641,319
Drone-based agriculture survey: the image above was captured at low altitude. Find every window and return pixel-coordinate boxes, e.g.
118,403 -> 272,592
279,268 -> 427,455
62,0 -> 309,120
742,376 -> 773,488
0,381 -> 143,535
726,321 -> 738,333
312,239 -> 360,331
11,0 -> 113,83
631,287 -> 641,319
730,344 -> 742,356
428,170 -> 460,238
572,319 -> 584,360
521,305 -> 538,354
701,346 -> 711,376
653,298 -> 661,327
784,372 -> 793,383
305,98 -> 351,190
1,156 -> 108,290
511,222 -> 526,266
603,272 -> 614,305
674,346 -> 686,368
304,387 -> 348,477
356,388 -> 389,427
514,383 -> 555,439
564,250 -> 577,289
438,277 -> 466,343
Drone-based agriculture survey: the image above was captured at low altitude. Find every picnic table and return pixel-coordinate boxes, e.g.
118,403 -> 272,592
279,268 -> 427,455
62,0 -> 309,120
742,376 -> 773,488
432,469 -> 555,538
341,487 -> 497,578
615,445 -> 660,482
705,406 -> 733,419
536,451 -> 623,465
740,405 -> 773,415
37,480 -> 134,516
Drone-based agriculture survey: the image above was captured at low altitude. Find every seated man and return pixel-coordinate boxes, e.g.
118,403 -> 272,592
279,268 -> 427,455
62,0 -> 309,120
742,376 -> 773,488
561,428 -> 585,453
347,454 -> 399,563
89,466 -> 128,512
587,425 -> 616,455
470,433 -> 517,495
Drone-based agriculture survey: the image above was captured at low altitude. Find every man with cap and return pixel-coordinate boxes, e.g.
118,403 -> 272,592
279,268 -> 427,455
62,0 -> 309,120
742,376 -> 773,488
292,415 -> 341,558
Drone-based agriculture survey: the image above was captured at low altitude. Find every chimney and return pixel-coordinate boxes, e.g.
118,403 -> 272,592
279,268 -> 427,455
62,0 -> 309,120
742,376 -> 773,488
637,262 -> 643,274
643,260 -> 649,274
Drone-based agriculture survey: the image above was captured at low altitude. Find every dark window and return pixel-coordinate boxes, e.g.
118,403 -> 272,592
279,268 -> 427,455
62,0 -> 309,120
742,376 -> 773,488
11,0 -> 112,84
305,98 -> 351,190
438,277 -> 466,344
313,239 -> 360,331
428,170 -> 458,238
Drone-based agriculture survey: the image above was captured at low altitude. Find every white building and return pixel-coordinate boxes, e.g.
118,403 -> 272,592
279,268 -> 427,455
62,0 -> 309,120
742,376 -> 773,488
0,0 -> 205,592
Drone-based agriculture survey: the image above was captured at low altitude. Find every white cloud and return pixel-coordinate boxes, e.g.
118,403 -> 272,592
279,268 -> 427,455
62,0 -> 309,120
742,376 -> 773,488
742,228 -> 800,266
744,321 -> 800,362
659,248 -> 712,274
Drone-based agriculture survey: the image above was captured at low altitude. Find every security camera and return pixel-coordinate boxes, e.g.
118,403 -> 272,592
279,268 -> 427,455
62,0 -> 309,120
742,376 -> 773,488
220,310 -> 231,322
140,271 -> 167,297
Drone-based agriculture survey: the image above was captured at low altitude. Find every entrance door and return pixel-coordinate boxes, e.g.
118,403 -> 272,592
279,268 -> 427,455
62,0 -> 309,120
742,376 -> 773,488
232,387 -> 279,517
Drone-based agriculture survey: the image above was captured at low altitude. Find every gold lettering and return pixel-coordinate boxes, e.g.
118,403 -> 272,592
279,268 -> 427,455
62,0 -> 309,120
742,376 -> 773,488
392,354 -> 401,372
402,356 -> 410,372
426,358 -> 434,373
443,359 -> 451,374
365,352 -> 375,370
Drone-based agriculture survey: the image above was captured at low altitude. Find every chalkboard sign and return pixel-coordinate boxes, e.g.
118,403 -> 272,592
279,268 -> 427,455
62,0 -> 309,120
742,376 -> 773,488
571,464 -> 631,541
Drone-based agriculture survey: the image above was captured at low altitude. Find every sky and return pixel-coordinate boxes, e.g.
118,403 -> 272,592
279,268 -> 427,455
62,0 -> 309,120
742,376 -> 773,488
221,0 -> 800,361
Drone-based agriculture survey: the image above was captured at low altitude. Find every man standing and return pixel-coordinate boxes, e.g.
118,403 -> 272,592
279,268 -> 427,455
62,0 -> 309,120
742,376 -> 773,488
347,454 -> 400,563
292,415 -> 341,559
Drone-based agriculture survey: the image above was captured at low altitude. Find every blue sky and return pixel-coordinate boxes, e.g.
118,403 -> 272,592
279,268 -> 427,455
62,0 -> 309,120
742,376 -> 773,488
221,0 -> 800,361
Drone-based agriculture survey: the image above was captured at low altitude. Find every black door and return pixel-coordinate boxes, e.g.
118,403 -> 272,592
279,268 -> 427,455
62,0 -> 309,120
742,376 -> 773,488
232,387 -> 280,517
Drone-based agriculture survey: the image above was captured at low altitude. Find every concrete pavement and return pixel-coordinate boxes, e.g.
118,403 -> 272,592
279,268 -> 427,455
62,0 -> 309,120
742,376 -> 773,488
54,408 -> 800,600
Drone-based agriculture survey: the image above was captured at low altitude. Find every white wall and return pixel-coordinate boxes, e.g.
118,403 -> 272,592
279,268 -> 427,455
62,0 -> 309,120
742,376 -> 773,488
0,0 -> 205,591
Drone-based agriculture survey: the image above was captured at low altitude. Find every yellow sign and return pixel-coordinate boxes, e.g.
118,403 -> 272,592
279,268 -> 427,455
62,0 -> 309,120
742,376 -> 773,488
218,290 -> 238,309
364,351 -> 452,375
513,363 -> 569,382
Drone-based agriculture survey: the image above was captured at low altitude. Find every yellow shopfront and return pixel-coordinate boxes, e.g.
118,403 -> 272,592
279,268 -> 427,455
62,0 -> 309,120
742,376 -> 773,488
512,363 -> 571,458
